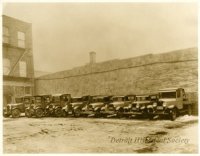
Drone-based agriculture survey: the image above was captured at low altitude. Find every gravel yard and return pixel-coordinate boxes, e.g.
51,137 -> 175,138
3,115 -> 198,153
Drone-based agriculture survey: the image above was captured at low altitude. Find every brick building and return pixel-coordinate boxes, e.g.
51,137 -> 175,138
3,15 -> 34,106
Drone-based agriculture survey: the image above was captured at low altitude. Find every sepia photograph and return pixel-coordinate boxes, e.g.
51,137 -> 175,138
1,1 -> 199,154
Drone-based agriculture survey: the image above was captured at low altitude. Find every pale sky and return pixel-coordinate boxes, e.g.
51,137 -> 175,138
3,3 -> 198,72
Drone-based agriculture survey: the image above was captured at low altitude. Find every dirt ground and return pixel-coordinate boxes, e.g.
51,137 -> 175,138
3,115 -> 198,153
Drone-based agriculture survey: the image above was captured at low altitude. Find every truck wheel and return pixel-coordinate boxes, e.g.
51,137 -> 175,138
25,109 -> 31,118
187,105 -> 192,116
55,108 -> 63,117
169,108 -> 177,121
35,108 -> 44,118
12,109 -> 21,118
74,109 -> 81,118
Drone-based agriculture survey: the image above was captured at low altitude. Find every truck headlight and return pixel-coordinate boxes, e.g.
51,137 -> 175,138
136,104 -> 139,108
153,103 -> 157,107
128,104 -> 132,108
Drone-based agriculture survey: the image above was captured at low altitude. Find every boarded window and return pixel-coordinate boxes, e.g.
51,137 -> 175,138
17,31 -> 25,48
19,61 -> 27,77
3,58 -> 10,75
3,26 -> 9,43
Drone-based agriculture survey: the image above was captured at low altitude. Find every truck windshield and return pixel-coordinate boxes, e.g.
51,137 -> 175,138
159,92 -> 176,98
35,97 -> 42,103
92,98 -> 103,103
52,96 -> 60,102
113,97 -> 124,101
44,97 -> 51,103
127,96 -> 135,101
136,96 -> 150,101
61,95 -> 70,102
71,98 -> 82,103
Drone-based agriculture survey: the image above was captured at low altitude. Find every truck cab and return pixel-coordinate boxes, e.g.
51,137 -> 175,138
69,95 -> 92,117
81,95 -> 112,117
25,95 -> 51,118
147,88 -> 192,120
46,94 -> 71,117
103,95 -> 135,118
3,95 -> 33,118
129,94 -> 157,117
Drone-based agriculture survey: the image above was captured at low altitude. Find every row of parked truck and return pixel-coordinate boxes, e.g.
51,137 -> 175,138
3,88 -> 192,121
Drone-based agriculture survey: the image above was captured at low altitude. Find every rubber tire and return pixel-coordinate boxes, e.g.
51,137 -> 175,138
170,108 -> 177,121
12,109 -> 21,118
55,108 -> 63,117
35,108 -> 44,118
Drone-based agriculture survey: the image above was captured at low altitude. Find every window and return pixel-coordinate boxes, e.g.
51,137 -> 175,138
17,31 -> 25,48
19,61 -> 27,77
3,58 -> 10,75
25,86 -> 31,95
3,26 -> 9,43
15,86 -> 25,96
159,92 -> 176,99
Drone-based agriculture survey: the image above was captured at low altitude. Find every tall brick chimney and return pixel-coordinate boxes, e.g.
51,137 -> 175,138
89,51 -> 96,64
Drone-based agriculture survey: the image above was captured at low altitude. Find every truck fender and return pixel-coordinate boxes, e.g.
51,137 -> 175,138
26,107 -> 30,110
57,106 -> 62,110
74,106 -> 79,110
101,106 -> 105,111
35,106 -> 42,110
12,108 -> 20,112
147,105 -> 153,109
62,105 -> 68,111
116,106 -> 122,111
94,107 -> 100,111
167,105 -> 175,109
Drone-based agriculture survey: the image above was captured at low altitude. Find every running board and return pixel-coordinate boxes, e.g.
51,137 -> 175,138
107,114 -> 117,118
153,115 -> 159,119
88,114 -> 95,117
